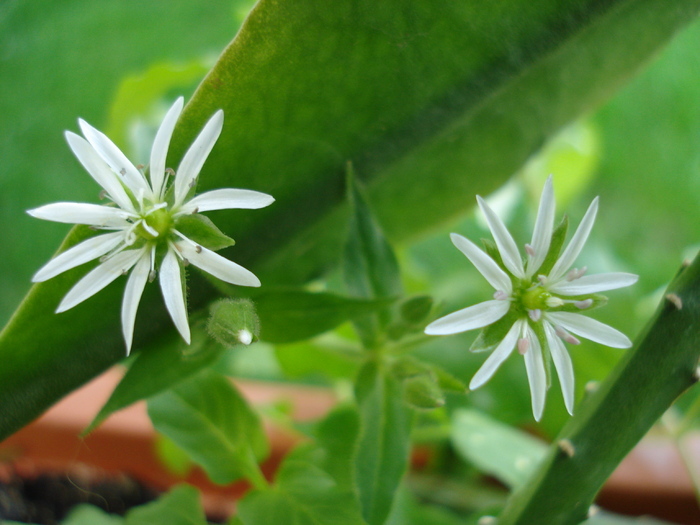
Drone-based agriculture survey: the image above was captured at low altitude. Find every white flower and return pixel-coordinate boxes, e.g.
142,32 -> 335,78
424,176 -> 637,420
28,97 -> 274,354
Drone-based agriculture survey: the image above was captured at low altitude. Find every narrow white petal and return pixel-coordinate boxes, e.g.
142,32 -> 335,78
176,236 -> 261,287
469,319 -> 523,390
527,175 -> 555,276
150,97 -> 184,198
548,197 -> 598,282
159,249 -> 191,344
523,325 -> 547,421
450,233 -> 512,293
65,132 -> 136,213
32,231 -> 124,282
79,118 -> 152,197
477,196 -> 525,278
174,110 -> 224,207
121,249 -> 151,355
549,272 -> 639,295
57,248 -> 143,312
544,321 -> 575,415
28,202 -> 131,227
546,311 -> 632,348
424,299 -> 510,335
178,188 -> 275,214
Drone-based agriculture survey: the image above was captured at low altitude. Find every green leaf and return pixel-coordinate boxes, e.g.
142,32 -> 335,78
354,361 -> 414,525
451,409 -> 547,489
343,165 -> 402,302
175,213 -> 236,251
4,0 -> 700,440
124,485 -> 206,525
315,404 -> 362,490
62,505 -> 124,525
254,289 -> 395,344
274,338 -> 363,380
86,326 -> 226,434
147,369 -> 268,485
344,166 -> 403,348
238,461 -> 367,525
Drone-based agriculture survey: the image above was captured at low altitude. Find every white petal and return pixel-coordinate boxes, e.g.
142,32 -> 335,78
450,233 -> 512,293
178,188 -> 275,214
176,236 -> 261,287
149,97 -> 184,198
546,311 -> 632,348
78,118 -> 152,198
174,110 -> 224,207
32,231 -> 124,282
548,197 -> 598,282
28,202 -> 131,227
549,272 -> 638,295
57,248 -> 143,312
544,321 -> 575,415
159,248 -> 191,344
469,319 -> 523,390
65,132 -> 136,213
121,249 -> 151,355
523,325 -> 547,421
477,196 -> 525,278
527,175 -> 555,277
424,299 -> 510,335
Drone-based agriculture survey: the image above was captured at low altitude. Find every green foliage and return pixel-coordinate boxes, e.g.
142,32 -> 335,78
238,406 -> 366,525
253,290 -> 395,344
62,505 -> 123,525
354,361 -> 414,525
451,409 -> 547,489
148,369 -> 269,486
86,327 -> 226,433
2,0 -> 699,441
124,485 -> 207,525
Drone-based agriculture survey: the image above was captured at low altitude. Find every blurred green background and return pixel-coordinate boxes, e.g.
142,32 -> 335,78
1,0 -> 699,434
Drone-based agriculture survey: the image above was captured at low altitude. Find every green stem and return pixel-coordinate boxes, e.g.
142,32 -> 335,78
497,254 -> 700,525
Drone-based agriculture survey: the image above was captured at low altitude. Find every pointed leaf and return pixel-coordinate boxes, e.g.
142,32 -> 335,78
148,369 -> 269,484
175,213 -> 235,251
124,485 -> 206,525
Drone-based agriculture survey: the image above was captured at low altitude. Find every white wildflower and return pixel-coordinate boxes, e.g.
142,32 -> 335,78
425,176 -> 637,420
29,97 -> 274,354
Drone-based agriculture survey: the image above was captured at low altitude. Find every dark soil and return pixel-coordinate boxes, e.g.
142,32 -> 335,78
0,464 -> 158,524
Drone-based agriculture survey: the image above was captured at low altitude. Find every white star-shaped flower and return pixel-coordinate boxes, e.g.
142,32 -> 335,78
425,176 -> 637,420
28,97 -> 274,354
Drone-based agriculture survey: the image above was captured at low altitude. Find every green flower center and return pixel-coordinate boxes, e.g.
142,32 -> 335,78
520,285 -> 559,311
137,207 -> 173,241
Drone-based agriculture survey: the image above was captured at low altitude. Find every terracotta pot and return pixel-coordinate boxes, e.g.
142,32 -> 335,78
1,369 -> 699,523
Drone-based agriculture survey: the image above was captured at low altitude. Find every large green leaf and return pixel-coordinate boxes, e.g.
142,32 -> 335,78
124,485 -> 207,525
2,0 -> 699,440
147,369 -> 268,485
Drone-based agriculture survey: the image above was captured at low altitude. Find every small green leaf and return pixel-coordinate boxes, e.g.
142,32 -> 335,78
343,166 -> 402,348
86,327 -> 225,434
470,312 -> 519,353
174,213 -> 235,251
254,289 -> 395,344
399,295 -> 434,325
354,361 -> 413,525
536,216 -> 569,277
238,460 -> 366,525
581,511 -> 675,525
208,298 -> 260,346
451,409 -> 547,489
148,369 -> 269,485
315,404 -> 362,490
430,364 -> 467,393
124,485 -> 206,525
62,505 -> 124,525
